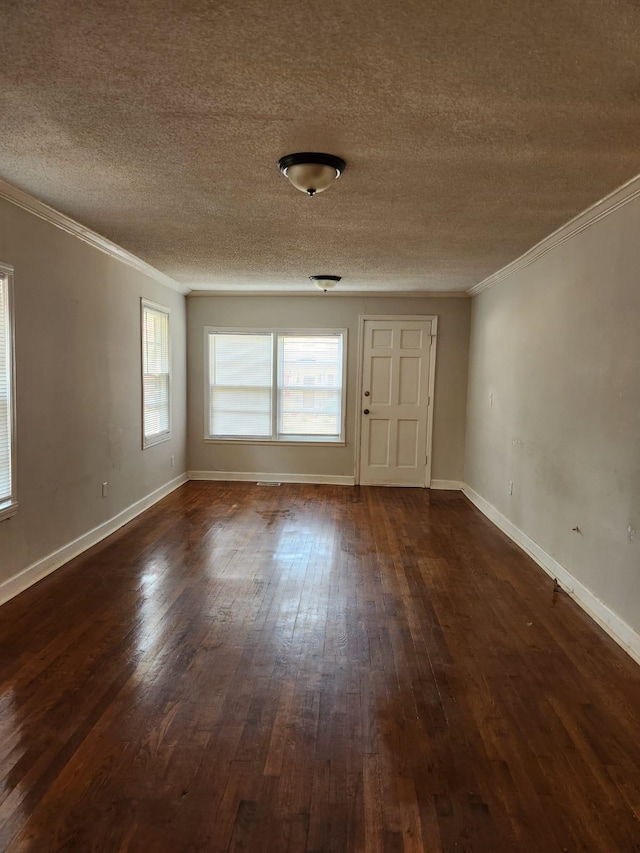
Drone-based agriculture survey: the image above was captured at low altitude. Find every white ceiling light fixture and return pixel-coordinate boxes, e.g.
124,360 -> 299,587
278,153 -> 346,197
310,275 -> 341,292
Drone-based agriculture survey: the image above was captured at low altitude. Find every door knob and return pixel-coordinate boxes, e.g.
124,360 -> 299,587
363,409 -> 370,415
364,391 -> 370,397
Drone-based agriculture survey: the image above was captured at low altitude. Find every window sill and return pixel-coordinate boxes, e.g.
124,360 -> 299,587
0,501 -> 18,523
204,437 -> 346,447
143,432 -> 172,449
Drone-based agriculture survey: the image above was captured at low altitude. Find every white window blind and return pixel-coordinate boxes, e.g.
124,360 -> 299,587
141,300 -> 171,447
206,329 -> 346,442
208,333 -> 273,437
278,335 -> 343,437
0,268 -> 16,515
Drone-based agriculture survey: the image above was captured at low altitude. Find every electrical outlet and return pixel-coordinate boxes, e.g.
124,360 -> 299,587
171,455 -> 175,468
102,482 -> 108,498
629,525 -> 636,542
508,480 -> 513,495
489,392 -> 493,406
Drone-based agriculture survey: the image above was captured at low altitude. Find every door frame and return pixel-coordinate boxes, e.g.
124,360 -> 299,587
354,315 -> 438,487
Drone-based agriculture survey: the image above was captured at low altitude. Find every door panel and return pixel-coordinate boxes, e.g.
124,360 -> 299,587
359,319 -> 434,487
398,356 -> 421,404
371,328 -> 393,348
396,420 -> 418,467
400,328 -> 423,349
371,357 -> 392,404
368,419 -> 391,466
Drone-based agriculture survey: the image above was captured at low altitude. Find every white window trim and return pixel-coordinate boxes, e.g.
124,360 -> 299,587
204,327 -> 348,445
0,262 -> 17,522
141,298 -> 172,449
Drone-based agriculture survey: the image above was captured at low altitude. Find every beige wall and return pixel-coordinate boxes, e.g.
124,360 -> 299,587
465,199 -> 640,635
0,198 -> 187,587
187,295 -> 470,482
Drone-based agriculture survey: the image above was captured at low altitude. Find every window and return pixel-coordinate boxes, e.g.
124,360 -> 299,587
205,329 -> 346,442
0,263 -> 17,522
141,299 -> 171,448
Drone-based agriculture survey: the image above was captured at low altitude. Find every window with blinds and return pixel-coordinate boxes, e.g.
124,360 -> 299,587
0,264 -> 17,521
208,333 -> 273,437
141,299 -> 171,448
206,329 -> 346,442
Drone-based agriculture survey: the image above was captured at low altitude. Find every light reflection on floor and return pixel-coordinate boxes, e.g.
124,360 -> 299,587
0,688 -> 27,832
126,502 -> 342,709
133,556 -> 171,658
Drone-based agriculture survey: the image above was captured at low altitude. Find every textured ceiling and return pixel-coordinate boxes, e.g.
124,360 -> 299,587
2,0 -> 640,293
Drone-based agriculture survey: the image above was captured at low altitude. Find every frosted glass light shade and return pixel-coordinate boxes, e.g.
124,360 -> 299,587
285,163 -> 339,195
309,275 -> 341,291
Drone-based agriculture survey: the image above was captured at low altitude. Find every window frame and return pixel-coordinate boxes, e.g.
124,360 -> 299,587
0,262 -> 17,522
204,327 -> 348,445
140,298 -> 172,449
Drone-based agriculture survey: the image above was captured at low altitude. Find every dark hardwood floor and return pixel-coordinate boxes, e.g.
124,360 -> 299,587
1,482 -> 639,852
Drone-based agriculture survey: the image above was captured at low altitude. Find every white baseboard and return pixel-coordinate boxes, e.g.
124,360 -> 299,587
190,472 -> 465,489
0,474 -> 188,608
462,485 -> 640,666
188,470 -> 355,486
8,473 -> 637,667
430,479 -> 463,490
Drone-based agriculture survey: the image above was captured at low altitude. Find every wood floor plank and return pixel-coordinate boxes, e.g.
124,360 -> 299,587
1,482 -> 640,852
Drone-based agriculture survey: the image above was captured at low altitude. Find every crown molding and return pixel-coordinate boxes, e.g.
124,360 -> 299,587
0,178 -> 189,295
187,289 -> 469,298
467,170 -> 640,297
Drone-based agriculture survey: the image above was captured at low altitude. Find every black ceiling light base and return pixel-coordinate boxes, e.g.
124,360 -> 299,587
278,152 -> 346,174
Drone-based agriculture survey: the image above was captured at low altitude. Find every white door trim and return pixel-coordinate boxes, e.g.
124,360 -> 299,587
355,315 -> 438,487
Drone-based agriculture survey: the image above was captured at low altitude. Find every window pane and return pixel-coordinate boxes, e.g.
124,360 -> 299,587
143,375 -> 170,435
280,389 -> 341,435
280,336 -> 342,388
142,302 -> 170,444
0,277 -> 12,503
208,333 -> 272,437
278,335 -> 343,437
210,387 -> 271,436
212,334 -> 272,386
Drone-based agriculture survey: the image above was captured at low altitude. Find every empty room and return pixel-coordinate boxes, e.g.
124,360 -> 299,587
1,1 -> 639,851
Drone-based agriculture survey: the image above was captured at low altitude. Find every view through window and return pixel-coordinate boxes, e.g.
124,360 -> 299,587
141,299 -> 171,447
206,329 -> 346,442
0,264 -> 16,520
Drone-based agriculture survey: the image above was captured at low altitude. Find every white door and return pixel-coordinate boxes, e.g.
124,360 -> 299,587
358,317 -> 436,487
